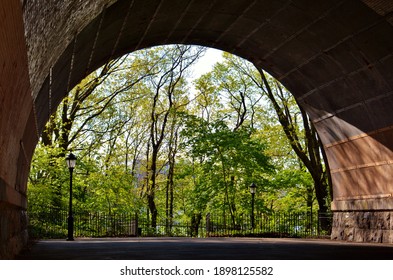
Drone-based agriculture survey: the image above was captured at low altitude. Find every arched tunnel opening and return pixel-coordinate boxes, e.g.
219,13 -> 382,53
26,44 -> 331,242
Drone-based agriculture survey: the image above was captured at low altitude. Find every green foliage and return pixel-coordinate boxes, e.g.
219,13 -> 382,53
179,113 -> 274,222
28,145 -> 69,212
28,45 -> 329,233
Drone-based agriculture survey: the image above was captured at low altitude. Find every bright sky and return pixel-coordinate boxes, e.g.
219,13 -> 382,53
187,47 -> 223,97
192,47 -> 224,78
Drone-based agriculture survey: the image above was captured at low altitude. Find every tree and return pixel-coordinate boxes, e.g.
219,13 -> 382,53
256,69 -> 330,216
181,114 -> 274,227
143,45 -> 206,228
198,53 -> 331,226
219,54 -> 331,220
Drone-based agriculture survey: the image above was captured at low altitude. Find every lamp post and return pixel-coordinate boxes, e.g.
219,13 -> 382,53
66,153 -> 77,241
249,183 -> 256,229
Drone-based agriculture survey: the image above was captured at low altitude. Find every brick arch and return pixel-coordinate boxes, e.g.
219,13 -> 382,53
1,0 -> 393,258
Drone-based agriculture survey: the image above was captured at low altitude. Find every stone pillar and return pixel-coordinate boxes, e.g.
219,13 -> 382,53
0,0 -> 35,259
0,204 -> 29,259
322,122 -> 393,244
331,211 -> 393,243
331,198 -> 393,243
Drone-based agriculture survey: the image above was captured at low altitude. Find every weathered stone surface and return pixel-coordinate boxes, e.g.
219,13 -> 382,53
23,0 -> 118,99
0,205 -> 28,259
0,0 -> 33,260
332,211 -> 393,243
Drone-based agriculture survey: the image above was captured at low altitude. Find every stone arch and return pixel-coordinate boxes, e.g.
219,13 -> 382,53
1,0 -> 393,258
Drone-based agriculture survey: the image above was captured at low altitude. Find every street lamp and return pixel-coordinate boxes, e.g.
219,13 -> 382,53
66,153 -> 77,241
249,183 -> 257,229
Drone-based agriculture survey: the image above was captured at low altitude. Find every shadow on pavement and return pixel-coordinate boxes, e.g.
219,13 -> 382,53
16,237 -> 393,260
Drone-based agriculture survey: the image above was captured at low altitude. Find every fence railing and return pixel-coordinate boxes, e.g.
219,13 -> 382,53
29,210 -> 139,238
205,211 -> 331,238
28,209 -> 332,239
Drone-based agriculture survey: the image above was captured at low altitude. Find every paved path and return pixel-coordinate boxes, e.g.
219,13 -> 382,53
16,237 -> 393,260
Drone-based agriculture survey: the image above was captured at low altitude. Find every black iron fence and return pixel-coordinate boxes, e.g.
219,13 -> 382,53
205,211 -> 332,238
29,210 -> 139,239
28,209 -> 332,239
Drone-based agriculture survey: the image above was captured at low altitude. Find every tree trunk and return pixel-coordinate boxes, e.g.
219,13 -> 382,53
254,67 -> 331,230
147,193 -> 158,229
149,148 -> 159,229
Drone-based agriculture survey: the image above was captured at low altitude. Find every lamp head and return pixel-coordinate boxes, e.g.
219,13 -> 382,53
66,153 -> 77,169
249,182 -> 256,194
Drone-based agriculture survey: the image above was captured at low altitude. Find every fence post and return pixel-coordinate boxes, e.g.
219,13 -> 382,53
317,210 -> 320,236
206,213 -> 210,237
135,212 -> 139,237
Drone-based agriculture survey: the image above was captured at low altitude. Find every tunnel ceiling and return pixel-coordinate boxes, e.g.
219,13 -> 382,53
23,0 -> 393,135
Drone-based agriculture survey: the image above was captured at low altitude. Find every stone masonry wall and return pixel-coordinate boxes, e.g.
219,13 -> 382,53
0,205 -> 28,259
331,211 -> 393,243
23,0 -> 117,99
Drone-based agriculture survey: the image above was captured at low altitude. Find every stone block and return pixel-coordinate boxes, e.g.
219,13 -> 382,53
0,204 -> 28,259
382,230 -> 393,243
343,224 -> 355,241
365,229 -> 383,243
353,228 -> 364,242
332,211 -> 393,244
330,227 -> 342,240
356,212 -> 371,229
375,212 -> 390,230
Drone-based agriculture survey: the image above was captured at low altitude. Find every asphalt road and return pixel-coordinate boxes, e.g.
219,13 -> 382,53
16,237 -> 393,260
